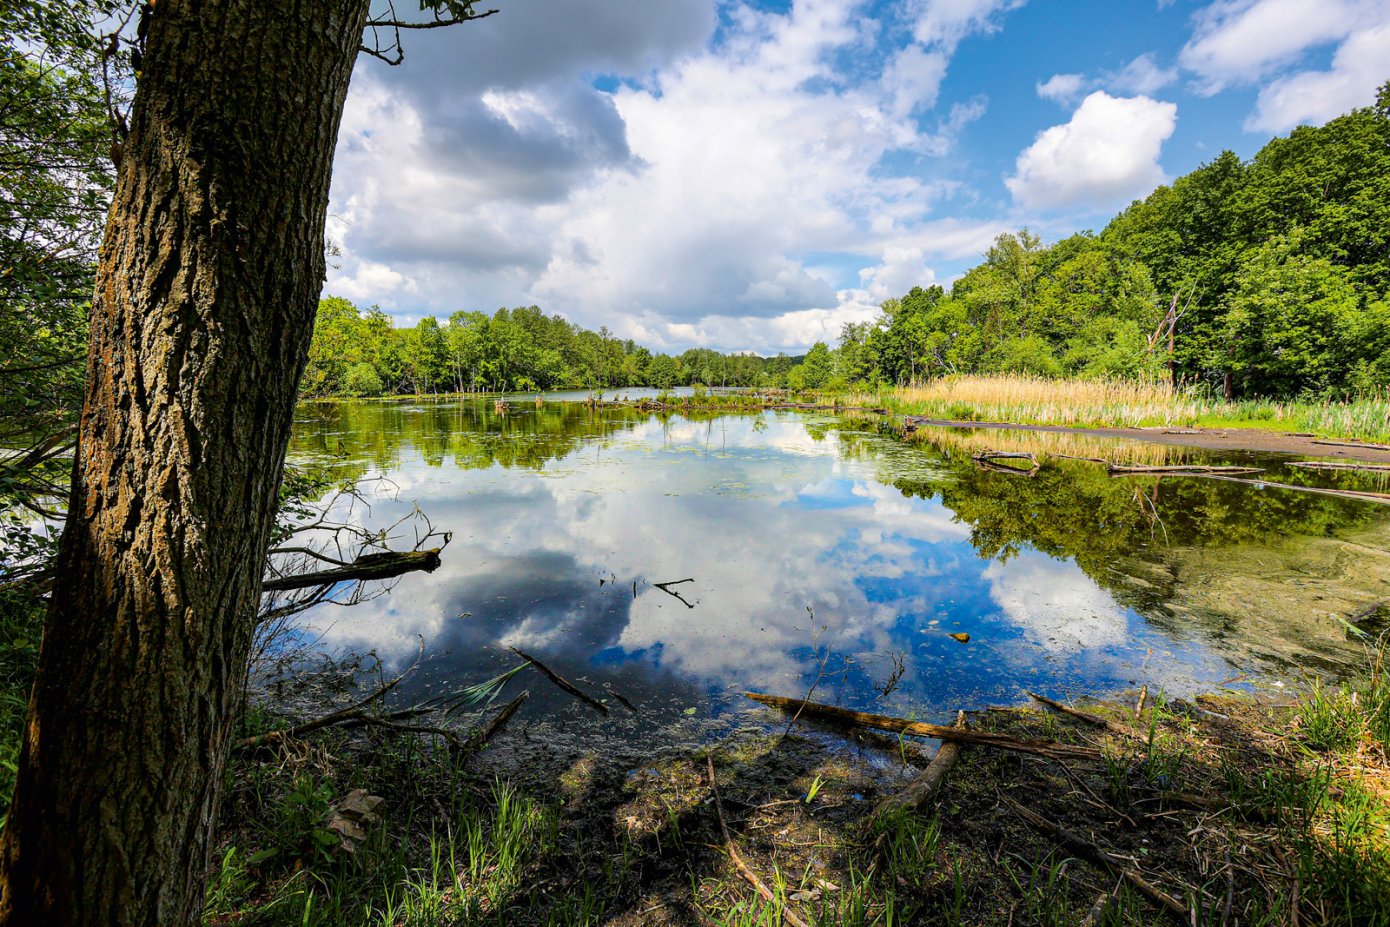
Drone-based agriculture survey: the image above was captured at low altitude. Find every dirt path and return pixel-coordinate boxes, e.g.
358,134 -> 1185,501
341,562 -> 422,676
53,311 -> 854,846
902,417 -> 1390,463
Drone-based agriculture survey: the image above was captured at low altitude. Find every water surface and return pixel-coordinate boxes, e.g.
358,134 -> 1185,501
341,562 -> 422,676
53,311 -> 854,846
282,400 -> 1390,757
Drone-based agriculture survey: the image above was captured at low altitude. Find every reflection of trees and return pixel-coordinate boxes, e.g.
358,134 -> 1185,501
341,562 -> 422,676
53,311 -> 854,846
290,401 -> 712,475
833,427 -> 1388,619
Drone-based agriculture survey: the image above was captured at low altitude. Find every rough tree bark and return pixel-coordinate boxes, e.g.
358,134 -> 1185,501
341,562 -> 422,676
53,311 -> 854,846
0,2 -> 371,924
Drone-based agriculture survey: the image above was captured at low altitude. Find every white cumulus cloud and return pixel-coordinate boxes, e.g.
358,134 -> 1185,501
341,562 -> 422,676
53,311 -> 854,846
1005,91 -> 1177,211
1179,0 -> 1386,95
1244,22 -> 1390,131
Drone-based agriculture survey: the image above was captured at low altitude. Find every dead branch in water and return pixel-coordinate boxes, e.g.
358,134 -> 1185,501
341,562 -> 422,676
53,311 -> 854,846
456,692 -> 529,757
874,710 -> 967,818
236,641 -> 427,750
509,647 -> 609,716
261,548 -> 442,592
744,692 -> 1103,762
1026,691 -> 1139,738
1107,464 -> 1263,476
653,577 -> 696,608
973,450 -> 1040,476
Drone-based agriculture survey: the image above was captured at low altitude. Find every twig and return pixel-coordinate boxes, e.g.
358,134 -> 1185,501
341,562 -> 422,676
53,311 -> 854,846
707,755 -> 811,927
509,647 -> 609,716
654,578 -> 696,609
235,639 -> 425,749
457,692 -> 528,757
1026,691 -> 1139,737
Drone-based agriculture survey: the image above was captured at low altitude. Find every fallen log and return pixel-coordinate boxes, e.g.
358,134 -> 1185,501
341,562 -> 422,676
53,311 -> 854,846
744,692 -> 1102,762
874,710 -> 967,818
1007,799 -> 1189,922
262,548 -> 443,592
1026,691 -> 1138,738
1107,464 -> 1263,476
510,647 -> 609,716
1311,439 -> 1390,452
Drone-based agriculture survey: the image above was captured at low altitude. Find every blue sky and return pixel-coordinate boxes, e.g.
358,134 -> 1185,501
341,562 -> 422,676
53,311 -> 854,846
326,0 -> 1389,354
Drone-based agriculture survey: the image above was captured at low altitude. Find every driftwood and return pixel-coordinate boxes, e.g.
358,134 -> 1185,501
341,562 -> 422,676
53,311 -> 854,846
262,548 -> 442,592
875,710 -> 967,818
744,693 -> 1102,762
509,647 -> 609,716
1107,464 -> 1263,476
1026,691 -> 1138,738
1287,461 -> 1390,472
707,755 -> 812,927
1008,800 -> 1190,922
1311,439 -> 1390,452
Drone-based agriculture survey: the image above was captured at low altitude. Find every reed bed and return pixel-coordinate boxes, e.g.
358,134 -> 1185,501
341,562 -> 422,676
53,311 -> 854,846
851,376 -> 1390,442
901,424 -> 1186,468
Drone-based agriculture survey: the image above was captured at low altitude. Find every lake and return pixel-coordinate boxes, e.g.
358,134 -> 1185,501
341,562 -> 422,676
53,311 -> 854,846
281,399 -> 1390,763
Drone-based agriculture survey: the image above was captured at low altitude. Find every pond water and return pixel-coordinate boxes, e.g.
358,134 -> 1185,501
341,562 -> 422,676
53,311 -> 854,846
282,399 -> 1390,760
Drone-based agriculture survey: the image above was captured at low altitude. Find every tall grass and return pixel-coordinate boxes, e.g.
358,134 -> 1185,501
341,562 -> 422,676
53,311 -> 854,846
852,376 -> 1390,442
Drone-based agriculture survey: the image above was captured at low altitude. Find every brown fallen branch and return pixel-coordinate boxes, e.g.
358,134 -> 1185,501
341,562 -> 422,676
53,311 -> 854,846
1287,460 -> 1390,472
973,450 -> 1040,476
262,548 -> 443,592
1311,439 -> 1390,452
1007,799 -> 1190,922
509,647 -> 609,716
1107,464 -> 1263,476
744,692 -> 1102,762
707,755 -> 811,927
874,710 -> 967,818
236,640 -> 426,750
457,691 -> 528,756
1026,691 -> 1138,738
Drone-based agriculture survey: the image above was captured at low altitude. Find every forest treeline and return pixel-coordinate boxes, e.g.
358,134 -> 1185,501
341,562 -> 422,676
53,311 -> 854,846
300,299 -> 798,396
304,83 -> 1390,400
842,82 -> 1390,399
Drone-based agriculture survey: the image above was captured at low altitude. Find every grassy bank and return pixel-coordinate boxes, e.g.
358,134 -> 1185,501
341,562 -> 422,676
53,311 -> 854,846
198,637 -> 1390,927
850,376 -> 1390,443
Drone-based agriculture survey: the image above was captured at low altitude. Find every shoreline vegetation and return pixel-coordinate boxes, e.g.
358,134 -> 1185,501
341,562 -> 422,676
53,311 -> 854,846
200,636 -> 1390,926
301,374 -> 1390,449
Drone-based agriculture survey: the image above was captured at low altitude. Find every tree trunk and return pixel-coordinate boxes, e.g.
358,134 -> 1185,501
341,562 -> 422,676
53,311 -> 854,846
0,2 -> 371,924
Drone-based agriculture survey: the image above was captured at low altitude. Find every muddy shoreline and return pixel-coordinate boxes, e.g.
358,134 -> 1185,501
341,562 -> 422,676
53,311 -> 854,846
896,416 -> 1390,463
